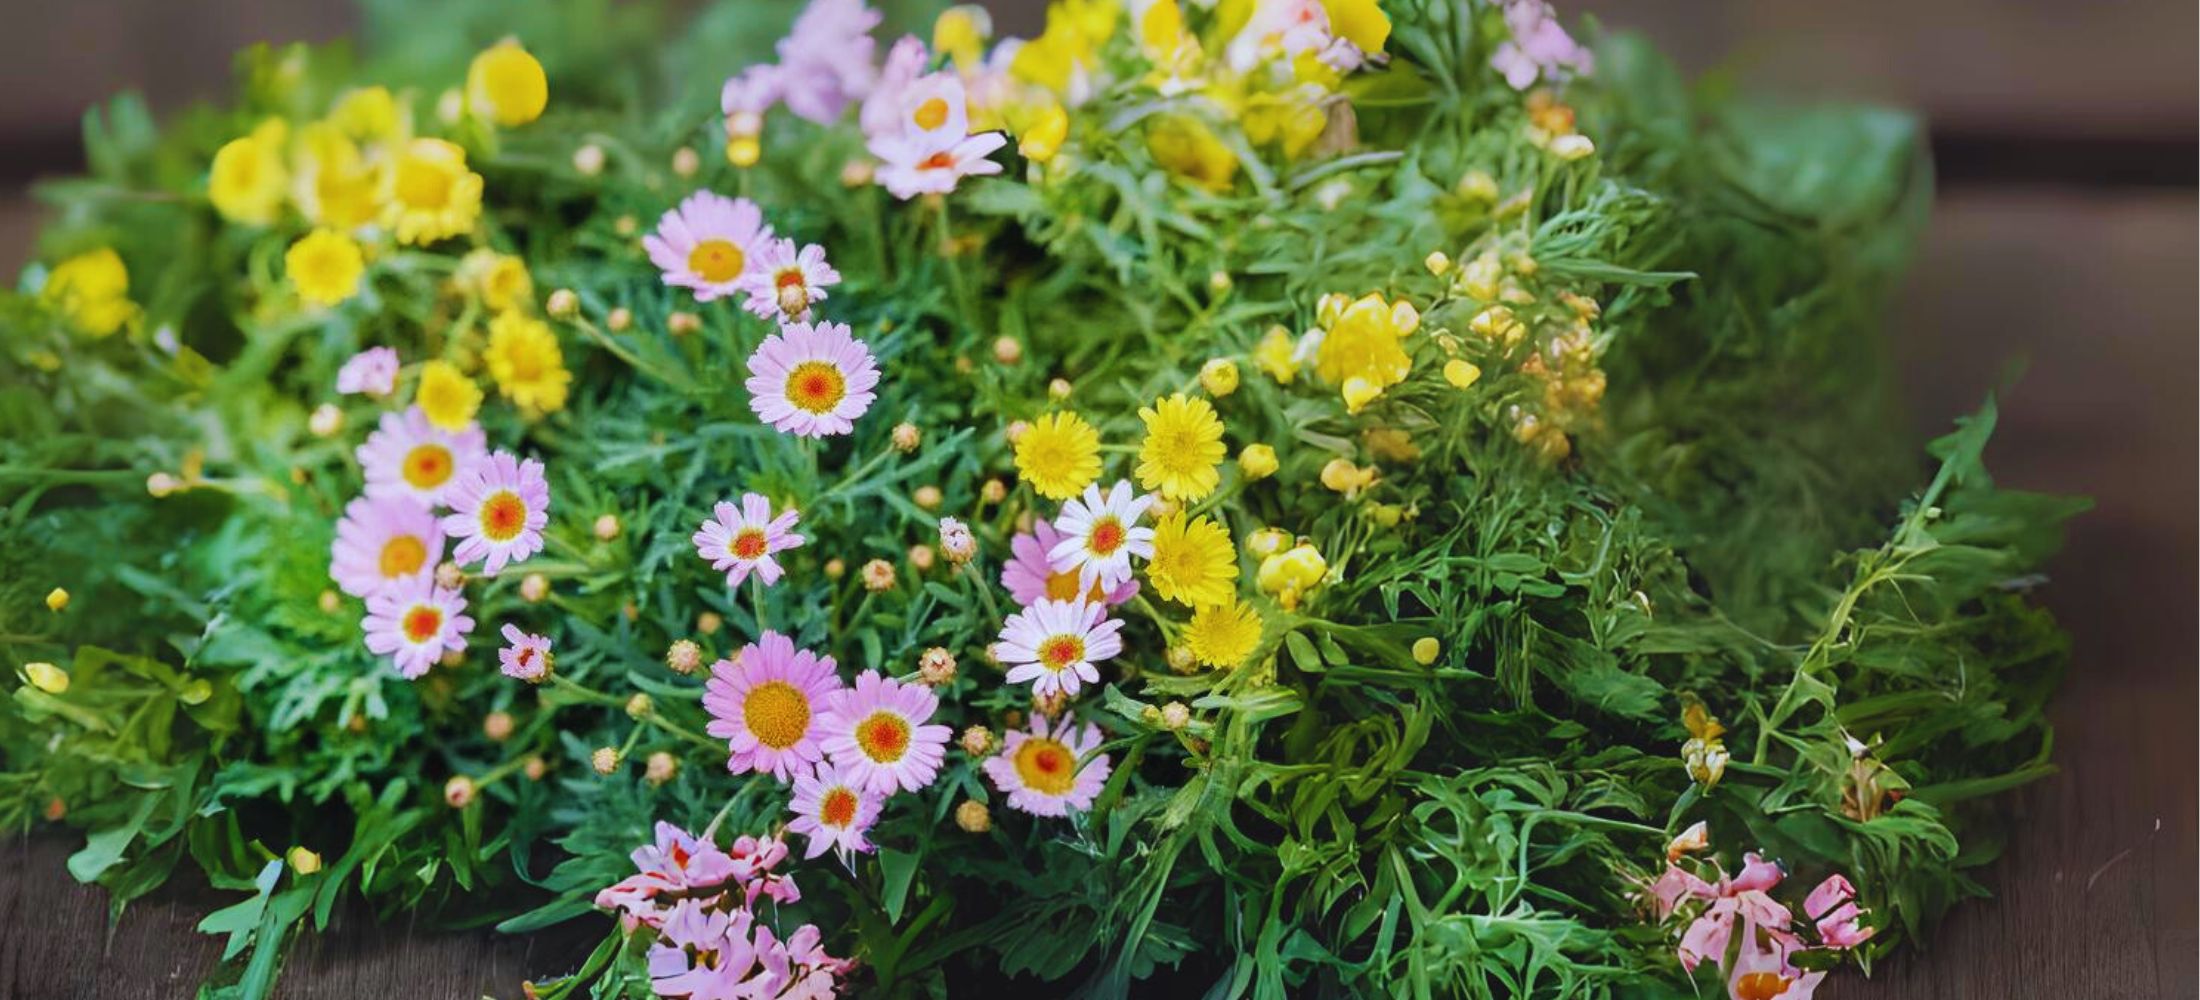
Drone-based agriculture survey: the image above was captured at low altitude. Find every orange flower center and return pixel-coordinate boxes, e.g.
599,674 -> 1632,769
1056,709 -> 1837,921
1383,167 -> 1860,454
729,527 -> 769,560
688,239 -> 745,284
1012,737 -> 1077,795
820,787 -> 859,828
1733,972 -> 1796,1000
854,711 -> 911,763
919,151 -> 957,171
912,97 -> 950,131
1038,634 -> 1085,672
478,490 -> 527,541
784,360 -> 846,414
1087,517 -> 1126,556
379,534 -> 428,579
401,605 -> 444,643
774,268 -> 807,290
743,681 -> 811,749
402,444 -> 454,489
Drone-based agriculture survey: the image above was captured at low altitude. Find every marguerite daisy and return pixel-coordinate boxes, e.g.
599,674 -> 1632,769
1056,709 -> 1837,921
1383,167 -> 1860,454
702,630 -> 843,781
733,237 -> 841,322
1002,519 -> 1139,607
786,760 -> 883,860
440,450 -> 551,575
996,598 -> 1124,699
498,623 -> 554,682
329,494 -> 445,598
692,493 -> 806,587
356,407 -> 486,507
818,670 -> 952,795
872,128 -> 1007,199
1049,479 -> 1156,591
642,190 -> 774,302
361,575 -> 474,678
982,714 -> 1111,817
743,320 -> 880,437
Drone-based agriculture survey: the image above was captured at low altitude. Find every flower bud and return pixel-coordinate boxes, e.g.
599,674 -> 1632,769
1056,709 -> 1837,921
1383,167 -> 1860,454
891,422 -> 921,452
1424,251 -> 1452,276
918,647 -> 958,685
308,403 -> 344,438
980,478 -> 1007,503
546,288 -> 579,318
572,144 -> 606,177
45,588 -> 69,612
824,558 -> 846,580
1199,358 -> 1239,397
23,662 -> 68,694
861,559 -> 896,592
287,846 -> 323,876
1237,443 -> 1278,480
318,590 -> 342,614
625,693 -> 654,719
992,337 -> 1023,365
607,307 -> 633,332
908,544 -> 937,572
697,611 -> 724,635
591,747 -> 622,775
913,485 -> 943,510
1159,701 -> 1191,730
939,518 -> 976,565
671,146 -> 701,178
593,513 -> 621,540
665,639 -> 702,675
523,755 -> 549,781
645,751 -> 679,786
667,311 -> 701,336
1411,637 -> 1440,665
483,711 -> 515,741
960,725 -> 994,756
519,572 -> 549,602
955,799 -> 991,833
444,775 -> 477,808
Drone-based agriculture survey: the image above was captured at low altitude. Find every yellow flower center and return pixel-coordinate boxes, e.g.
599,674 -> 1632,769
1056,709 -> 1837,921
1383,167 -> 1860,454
819,786 -> 859,828
784,361 -> 847,414
402,444 -> 454,490
729,527 -> 769,560
687,239 -> 745,283
742,680 -> 811,749
395,158 -> 452,209
478,490 -> 527,541
854,710 -> 911,763
379,534 -> 428,579
1038,634 -> 1085,672
1087,517 -> 1126,556
401,605 -> 444,643
1012,737 -> 1077,795
912,96 -> 950,131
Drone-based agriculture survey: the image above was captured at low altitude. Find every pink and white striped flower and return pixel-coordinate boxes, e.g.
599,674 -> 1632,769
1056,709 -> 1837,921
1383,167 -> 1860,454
786,759 -> 883,860
733,237 -> 841,322
818,669 -> 952,795
692,493 -> 806,587
356,406 -> 485,507
995,597 -> 1124,699
336,346 -> 400,397
1049,479 -> 1156,592
702,630 -> 843,781
360,575 -> 473,679
743,319 -> 880,437
497,623 -> 553,682
329,494 -> 444,598
642,190 -> 775,302
440,450 -> 550,576
982,714 -> 1111,817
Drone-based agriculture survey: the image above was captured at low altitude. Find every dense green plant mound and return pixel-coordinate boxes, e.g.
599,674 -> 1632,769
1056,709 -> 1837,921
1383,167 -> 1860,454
0,0 -> 2080,997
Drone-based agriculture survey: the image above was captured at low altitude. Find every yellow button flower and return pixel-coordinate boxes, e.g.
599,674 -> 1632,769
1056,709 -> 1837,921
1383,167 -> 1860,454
416,360 -> 482,430
41,248 -> 137,337
467,41 -> 549,127
208,119 -> 290,225
1256,543 -> 1327,610
285,229 -> 365,308
1237,443 -> 1278,480
1136,393 -> 1227,502
484,310 -> 571,416
1014,411 -> 1103,500
383,138 -> 484,246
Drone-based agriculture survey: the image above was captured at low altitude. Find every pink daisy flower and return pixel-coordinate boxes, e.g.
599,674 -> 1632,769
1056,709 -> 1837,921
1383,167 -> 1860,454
874,72 -> 972,149
871,128 -> 1007,200
773,0 -> 883,124
743,320 -> 880,437
1049,479 -> 1156,592
329,494 -> 445,599
733,237 -> 841,322
692,493 -> 806,587
498,623 -> 554,682
336,346 -> 399,396
360,575 -> 473,679
356,406 -> 486,507
440,451 -> 551,576
594,822 -> 740,926
642,190 -> 775,303
983,714 -> 1111,817
786,759 -> 883,860
818,669 -> 952,795
1002,519 -> 1139,607
995,597 -> 1124,699
702,630 -> 843,781
858,35 -> 930,138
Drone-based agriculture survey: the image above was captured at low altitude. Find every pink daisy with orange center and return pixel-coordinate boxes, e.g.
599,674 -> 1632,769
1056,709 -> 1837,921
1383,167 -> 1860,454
995,597 -> 1124,699
329,494 -> 445,599
982,714 -> 1111,817
497,623 -> 553,682
743,319 -> 880,438
361,575 -> 474,678
733,237 -> 841,322
356,406 -> 485,507
702,630 -> 843,781
818,670 -> 952,795
642,190 -> 774,302
1002,519 -> 1139,608
440,450 -> 551,576
786,759 -> 883,860
1049,479 -> 1156,592
692,493 -> 805,587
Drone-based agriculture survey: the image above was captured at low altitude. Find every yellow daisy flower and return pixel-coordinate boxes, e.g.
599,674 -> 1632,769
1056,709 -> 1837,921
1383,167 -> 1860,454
42,248 -> 137,337
328,86 -> 408,146
1136,394 -> 1226,502
285,229 -> 365,308
458,249 -> 534,313
1014,411 -> 1102,500
416,360 -> 483,430
467,41 -> 550,127
1184,598 -> 1262,668
383,138 -> 484,246
1147,513 -> 1237,607
289,123 -> 383,231
484,310 -> 571,416
208,119 -> 291,225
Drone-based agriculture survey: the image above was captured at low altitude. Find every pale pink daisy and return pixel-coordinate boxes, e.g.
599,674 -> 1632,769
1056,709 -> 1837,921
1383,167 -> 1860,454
594,822 -> 740,926
733,237 -> 841,322
786,759 -> 883,860
983,714 -> 1111,817
1002,519 -> 1139,607
1049,480 -> 1156,591
858,35 -> 930,138
818,669 -> 952,795
440,450 -> 551,576
774,0 -> 883,124
702,630 -> 843,781
498,623 -> 554,682
328,494 -> 445,598
360,575 -> 473,679
874,72 -> 972,149
356,407 -> 486,507
335,346 -> 400,396
642,190 -> 775,303
995,597 -> 1124,699
692,493 -> 805,587
871,128 -> 1006,199
743,320 -> 880,437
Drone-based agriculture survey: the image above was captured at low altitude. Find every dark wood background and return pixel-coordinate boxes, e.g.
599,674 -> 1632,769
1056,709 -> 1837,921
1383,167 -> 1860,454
2,1 -> 2193,997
